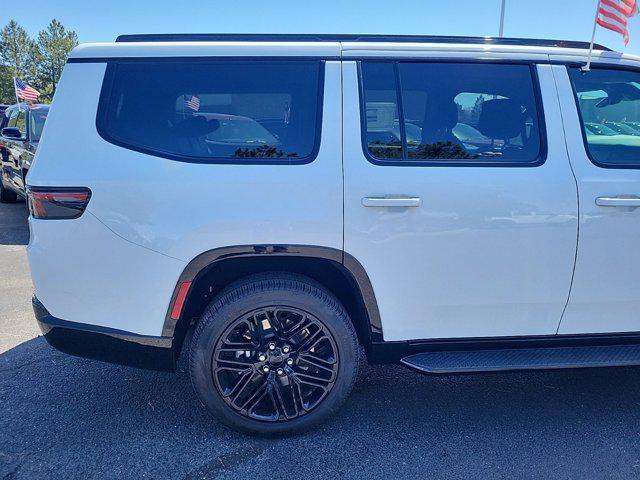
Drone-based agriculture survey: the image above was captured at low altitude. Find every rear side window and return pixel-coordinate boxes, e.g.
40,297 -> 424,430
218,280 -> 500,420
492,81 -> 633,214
361,61 -> 544,166
29,107 -> 48,142
98,60 -> 323,164
6,108 -> 26,136
14,110 -> 26,136
569,67 -> 640,168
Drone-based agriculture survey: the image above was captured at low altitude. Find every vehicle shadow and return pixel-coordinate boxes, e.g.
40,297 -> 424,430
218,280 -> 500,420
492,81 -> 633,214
2,338 -> 640,479
0,200 -> 29,246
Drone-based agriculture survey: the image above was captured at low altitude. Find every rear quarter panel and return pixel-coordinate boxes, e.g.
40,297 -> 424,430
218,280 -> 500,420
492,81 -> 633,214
26,59 -> 343,335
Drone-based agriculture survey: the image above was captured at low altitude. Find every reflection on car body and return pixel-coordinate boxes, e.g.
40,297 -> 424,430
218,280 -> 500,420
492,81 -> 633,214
0,103 -> 49,203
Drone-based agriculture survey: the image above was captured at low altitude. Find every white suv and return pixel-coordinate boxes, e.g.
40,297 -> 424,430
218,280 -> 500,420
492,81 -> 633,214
26,34 -> 640,435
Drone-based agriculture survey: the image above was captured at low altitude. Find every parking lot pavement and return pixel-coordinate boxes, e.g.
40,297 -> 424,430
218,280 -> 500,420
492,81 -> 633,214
0,200 -> 38,354
2,203 -> 640,479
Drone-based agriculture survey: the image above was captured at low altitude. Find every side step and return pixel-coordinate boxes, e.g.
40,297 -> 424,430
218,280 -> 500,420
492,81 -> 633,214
401,344 -> 640,374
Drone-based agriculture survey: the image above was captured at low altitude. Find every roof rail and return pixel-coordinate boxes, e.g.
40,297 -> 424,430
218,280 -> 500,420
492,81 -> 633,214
115,33 -> 611,51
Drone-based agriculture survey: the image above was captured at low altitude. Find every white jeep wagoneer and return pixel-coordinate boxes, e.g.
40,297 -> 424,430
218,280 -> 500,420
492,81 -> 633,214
26,34 -> 640,434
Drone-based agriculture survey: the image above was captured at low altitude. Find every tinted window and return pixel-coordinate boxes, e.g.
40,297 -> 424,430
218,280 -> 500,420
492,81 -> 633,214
0,109 -> 8,129
361,62 -> 404,159
6,108 -> 18,128
14,110 -> 26,136
570,67 -> 640,168
29,106 -> 48,142
361,62 -> 543,165
98,60 -> 323,163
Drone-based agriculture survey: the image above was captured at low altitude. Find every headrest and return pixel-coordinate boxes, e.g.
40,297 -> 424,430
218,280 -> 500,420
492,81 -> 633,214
425,100 -> 459,131
478,99 -> 523,139
173,115 -> 220,137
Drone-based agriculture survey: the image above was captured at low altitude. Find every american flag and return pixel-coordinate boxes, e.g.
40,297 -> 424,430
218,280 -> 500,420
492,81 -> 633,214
597,0 -> 638,45
14,78 -> 40,102
185,94 -> 200,112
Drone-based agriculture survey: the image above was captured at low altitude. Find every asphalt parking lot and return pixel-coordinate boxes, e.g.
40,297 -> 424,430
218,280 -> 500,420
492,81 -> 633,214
2,202 -> 640,479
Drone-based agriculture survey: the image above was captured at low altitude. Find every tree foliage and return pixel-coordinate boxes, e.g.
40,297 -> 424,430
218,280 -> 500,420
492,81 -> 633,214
0,19 -> 78,104
0,20 -> 33,80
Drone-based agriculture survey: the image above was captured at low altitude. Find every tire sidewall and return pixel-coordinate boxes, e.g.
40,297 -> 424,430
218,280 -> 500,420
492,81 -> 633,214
190,284 -> 359,435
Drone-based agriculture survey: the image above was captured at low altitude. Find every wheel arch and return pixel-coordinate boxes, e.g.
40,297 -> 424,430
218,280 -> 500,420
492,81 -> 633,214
166,245 -> 383,358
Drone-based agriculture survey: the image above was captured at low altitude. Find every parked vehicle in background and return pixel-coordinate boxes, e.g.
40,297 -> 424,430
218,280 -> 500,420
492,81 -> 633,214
0,103 -> 49,202
585,122 -> 618,136
25,34 -> 640,435
604,121 -> 640,135
0,105 -> 9,121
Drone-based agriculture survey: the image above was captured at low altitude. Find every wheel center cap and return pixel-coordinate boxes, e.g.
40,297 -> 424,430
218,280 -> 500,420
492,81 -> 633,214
268,348 -> 286,365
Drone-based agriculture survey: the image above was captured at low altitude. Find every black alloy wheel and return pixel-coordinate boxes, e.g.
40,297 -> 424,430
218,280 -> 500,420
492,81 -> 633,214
189,272 -> 360,435
213,306 -> 339,421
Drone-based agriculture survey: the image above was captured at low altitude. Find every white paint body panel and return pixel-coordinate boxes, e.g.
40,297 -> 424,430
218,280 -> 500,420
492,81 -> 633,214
27,213 -> 185,336
553,65 -> 640,334
28,39 -> 640,341
342,62 -> 578,341
71,41 -> 341,59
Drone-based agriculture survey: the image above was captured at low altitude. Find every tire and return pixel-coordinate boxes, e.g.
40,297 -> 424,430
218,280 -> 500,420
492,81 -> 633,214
189,272 -> 360,436
0,179 -> 17,203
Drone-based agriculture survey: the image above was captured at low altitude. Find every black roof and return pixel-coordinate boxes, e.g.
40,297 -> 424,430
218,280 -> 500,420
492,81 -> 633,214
115,33 -> 611,51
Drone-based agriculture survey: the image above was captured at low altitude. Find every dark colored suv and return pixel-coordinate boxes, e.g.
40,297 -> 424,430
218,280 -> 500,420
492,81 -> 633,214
0,103 -> 49,202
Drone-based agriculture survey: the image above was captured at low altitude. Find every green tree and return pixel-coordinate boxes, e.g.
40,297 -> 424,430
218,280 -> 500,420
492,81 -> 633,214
34,19 -> 78,101
0,20 -> 37,103
0,20 -> 33,79
0,65 -> 15,104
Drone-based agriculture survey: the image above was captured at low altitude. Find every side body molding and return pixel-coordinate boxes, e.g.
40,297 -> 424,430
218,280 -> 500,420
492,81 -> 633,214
162,245 -> 384,342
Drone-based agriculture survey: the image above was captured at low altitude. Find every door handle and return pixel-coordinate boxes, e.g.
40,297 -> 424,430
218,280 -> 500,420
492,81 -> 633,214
362,196 -> 422,207
595,196 -> 640,208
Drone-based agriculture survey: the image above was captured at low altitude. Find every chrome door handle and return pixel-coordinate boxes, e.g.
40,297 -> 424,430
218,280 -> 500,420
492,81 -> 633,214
595,196 -> 640,207
362,196 -> 422,207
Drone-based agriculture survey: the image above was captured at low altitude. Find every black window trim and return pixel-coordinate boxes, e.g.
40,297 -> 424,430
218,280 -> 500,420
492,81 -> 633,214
96,57 -> 326,166
567,63 -> 640,170
357,59 -> 549,168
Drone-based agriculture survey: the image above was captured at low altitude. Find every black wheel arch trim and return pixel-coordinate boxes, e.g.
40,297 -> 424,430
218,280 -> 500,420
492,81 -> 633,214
162,244 -> 384,344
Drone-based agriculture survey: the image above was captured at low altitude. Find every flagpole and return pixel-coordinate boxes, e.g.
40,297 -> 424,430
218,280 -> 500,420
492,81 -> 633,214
499,0 -> 506,37
12,77 -> 22,112
583,0 -> 601,72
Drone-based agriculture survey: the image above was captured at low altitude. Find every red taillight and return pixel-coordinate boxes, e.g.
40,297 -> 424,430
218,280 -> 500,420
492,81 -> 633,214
170,281 -> 192,320
26,187 -> 92,220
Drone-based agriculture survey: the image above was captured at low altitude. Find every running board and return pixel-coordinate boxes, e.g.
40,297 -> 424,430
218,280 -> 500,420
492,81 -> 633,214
400,344 -> 640,374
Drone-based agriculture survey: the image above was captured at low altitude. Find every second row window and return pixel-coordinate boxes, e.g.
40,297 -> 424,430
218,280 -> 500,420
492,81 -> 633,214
361,61 -> 543,164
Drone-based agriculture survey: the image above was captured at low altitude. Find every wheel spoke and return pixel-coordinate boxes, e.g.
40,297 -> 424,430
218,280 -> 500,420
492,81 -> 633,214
291,377 -> 313,412
297,328 -> 325,353
285,316 -> 312,340
268,386 -> 287,420
231,372 -> 265,408
218,342 -> 257,352
299,353 -> 335,373
267,310 -> 286,334
224,369 -> 255,400
246,315 -> 265,345
242,381 -> 269,412
273,379 -> 300,419
293,370 -> 332,389
215,357 -> 254,369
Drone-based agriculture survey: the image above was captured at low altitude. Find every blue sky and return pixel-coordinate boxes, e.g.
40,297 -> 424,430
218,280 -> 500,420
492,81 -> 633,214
3,0 -> 640,55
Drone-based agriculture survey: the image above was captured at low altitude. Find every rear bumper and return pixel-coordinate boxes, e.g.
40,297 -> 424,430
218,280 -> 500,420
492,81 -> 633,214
33,297 -> 176,371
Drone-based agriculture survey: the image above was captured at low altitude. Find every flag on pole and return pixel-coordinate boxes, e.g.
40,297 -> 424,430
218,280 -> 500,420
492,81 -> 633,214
184,94 -> 200,112
14,78 -> 40,103
597,0 -> 638,45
